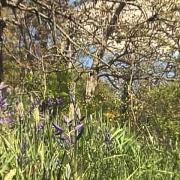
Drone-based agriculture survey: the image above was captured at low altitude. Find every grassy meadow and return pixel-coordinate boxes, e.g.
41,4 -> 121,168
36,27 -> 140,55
0,85 -> 179,179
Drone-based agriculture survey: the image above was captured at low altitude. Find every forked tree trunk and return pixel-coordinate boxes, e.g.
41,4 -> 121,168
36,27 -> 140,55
85,2 -> 126,102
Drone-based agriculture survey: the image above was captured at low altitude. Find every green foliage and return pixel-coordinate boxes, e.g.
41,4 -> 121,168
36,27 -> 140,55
140,82 -> 180,147
2,63 -> 180,179
1,1 -> 180,178
84,80 -> 121,120
94,81 -> 121,112
0,108 -> 179,179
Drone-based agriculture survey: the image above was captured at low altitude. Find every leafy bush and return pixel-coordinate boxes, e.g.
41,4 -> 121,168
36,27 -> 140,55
138,83 -> 180,149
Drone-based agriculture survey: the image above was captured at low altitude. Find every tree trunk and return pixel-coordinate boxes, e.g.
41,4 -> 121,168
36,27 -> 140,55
85,2 -> 126,102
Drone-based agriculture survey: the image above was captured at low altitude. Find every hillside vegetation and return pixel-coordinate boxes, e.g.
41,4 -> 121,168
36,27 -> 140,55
0,0 -> 179,179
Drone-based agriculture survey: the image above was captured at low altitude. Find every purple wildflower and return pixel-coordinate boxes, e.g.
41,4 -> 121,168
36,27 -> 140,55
0,117 -> 14,124
53,122 -> 72,147
75,123 -> 84,141
55,97 -> 63,106
39,96 -> 63,115
47,97 -> 54,107
40,97 -> 53,112
75,123 -> 83,131
52,123 -> 64,134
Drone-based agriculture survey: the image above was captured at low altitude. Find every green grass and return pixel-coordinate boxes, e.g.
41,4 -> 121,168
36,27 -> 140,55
0,106 -> 179,180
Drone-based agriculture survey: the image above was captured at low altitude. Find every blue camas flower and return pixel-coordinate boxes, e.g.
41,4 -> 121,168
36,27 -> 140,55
40,96 -> 63,114
75,123 -> 84,141
53,120 -> 85,147
52,123 -> 64,134
47,97 -> 54,107
55,97 -> 63,106
52,122 -> 71,147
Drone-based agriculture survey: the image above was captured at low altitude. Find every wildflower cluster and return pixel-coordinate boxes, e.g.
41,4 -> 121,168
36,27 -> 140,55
30,96 -> 63,114
53,116 -> 85,148
0,83 -> 85,146
41,96 -> 63,114
29,96 -> 85,147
